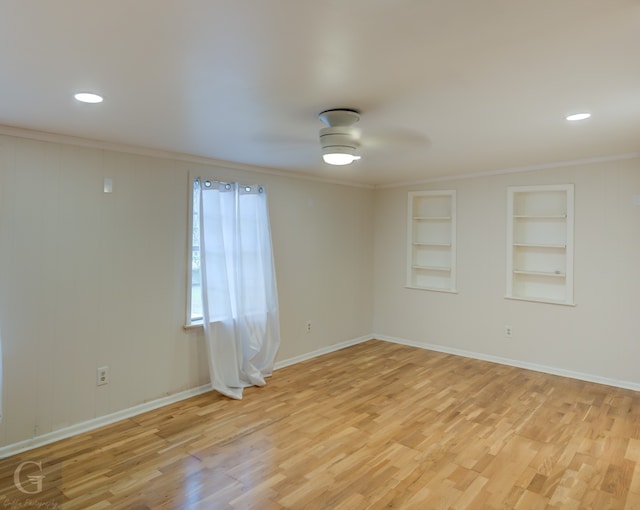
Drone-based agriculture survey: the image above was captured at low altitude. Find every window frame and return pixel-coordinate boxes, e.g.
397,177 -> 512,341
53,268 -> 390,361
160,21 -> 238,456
185,172 -> 271,328
185,174 -> 203,327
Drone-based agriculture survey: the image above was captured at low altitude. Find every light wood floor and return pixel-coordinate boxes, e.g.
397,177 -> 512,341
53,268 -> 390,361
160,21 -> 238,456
2,340 -> 640,509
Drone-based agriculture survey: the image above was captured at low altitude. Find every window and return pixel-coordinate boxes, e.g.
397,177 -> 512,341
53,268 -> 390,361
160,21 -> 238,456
186,176 -> 276,326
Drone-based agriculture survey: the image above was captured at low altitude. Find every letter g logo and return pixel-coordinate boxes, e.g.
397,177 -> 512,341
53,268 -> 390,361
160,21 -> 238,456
14,460 -> 45,495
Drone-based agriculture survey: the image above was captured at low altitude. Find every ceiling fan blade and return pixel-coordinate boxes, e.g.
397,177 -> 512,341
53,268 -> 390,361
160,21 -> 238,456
361,128 -> 431,149
251,132 -> 315,146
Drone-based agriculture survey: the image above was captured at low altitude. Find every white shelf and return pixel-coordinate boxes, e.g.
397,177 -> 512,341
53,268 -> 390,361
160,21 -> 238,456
513,243 -> 566,249
407,190 -> 456,292
505,296 -> 576,307
506,184 -> 574,305
513,270 -> 566,277
412,265 -> 452,272
406,285 -> 458,294
513,214 -> 567,219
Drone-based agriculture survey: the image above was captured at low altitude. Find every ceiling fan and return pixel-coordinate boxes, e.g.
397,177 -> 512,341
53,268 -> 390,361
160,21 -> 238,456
253,107 -> 430,167
318,108 -> 362,166
316,107 -> 431,167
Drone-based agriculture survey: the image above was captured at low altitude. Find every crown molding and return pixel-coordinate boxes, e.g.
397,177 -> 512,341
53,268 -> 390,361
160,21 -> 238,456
375,152 -> 640,189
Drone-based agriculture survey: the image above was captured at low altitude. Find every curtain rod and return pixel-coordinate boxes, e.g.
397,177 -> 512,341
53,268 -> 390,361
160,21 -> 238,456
194,177 -> 265,194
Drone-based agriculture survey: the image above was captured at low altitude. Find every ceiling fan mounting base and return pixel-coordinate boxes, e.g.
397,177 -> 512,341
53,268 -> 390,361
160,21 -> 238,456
318,109 -> 361,128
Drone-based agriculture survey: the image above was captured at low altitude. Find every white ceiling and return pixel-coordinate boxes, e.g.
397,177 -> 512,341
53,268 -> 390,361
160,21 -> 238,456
1,0 -> 639,187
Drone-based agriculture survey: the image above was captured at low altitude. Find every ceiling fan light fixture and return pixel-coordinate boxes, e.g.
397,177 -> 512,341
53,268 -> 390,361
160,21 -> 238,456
322,149 -> 359,166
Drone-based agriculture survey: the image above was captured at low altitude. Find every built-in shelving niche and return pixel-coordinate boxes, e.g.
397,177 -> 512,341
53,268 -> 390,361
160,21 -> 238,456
406,190 -> 457,293
506,184 -> 574,305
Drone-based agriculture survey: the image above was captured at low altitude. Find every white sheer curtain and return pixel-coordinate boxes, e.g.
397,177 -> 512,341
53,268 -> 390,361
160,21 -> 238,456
0,333 -> 2,422
197,179 -> 280,399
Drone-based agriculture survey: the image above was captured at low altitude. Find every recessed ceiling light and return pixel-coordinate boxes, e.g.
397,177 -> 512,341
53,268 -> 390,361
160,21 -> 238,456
566,113 -> 591,121
74,92 -> 103,104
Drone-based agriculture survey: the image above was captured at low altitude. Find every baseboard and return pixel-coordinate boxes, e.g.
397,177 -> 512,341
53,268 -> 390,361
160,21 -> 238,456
0,334 -> 374,459
0,384 -> 213,459
376,334 -> 640,393
274,334 -> 374,370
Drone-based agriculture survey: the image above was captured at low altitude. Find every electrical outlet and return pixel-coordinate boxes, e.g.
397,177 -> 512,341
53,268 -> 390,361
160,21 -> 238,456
504,325 -> 513,338
305,321 -> 312,334
97,366 -> 109,386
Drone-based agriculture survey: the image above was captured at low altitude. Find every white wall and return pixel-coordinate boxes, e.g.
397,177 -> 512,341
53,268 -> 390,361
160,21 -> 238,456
373,158 -> 640,384
0,134 -> 374,447
2,129 -> 637,451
